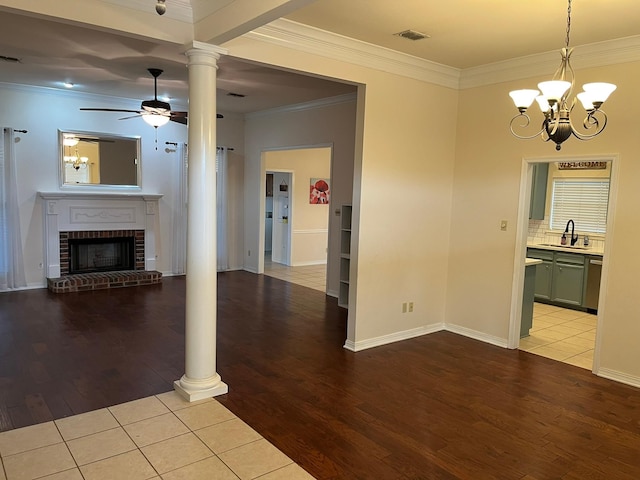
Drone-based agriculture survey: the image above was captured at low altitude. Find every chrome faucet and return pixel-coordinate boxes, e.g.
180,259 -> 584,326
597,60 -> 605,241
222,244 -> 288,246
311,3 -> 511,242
565,219 -> 579,246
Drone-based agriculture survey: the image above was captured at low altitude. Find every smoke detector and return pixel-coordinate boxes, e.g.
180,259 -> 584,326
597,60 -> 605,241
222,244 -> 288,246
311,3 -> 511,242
394,29 -> 430,41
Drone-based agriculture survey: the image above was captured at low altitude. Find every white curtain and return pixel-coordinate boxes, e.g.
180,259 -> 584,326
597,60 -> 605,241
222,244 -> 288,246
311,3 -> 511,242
216,147 -> 229,271
0,128 -> 27,290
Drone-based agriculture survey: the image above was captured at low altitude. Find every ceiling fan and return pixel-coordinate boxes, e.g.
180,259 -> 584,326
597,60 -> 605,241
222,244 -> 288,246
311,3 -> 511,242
79,68 -> 223,127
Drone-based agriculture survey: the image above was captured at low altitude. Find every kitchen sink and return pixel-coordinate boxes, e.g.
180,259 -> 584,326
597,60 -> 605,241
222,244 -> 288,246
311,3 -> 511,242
537,243 -> 590,250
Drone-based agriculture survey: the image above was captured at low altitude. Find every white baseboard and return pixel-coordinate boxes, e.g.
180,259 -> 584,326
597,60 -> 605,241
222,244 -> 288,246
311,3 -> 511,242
445,323 -> 509,348
596,368 -> 640,389
343,323 -> 445,352
291,260 -> 327,267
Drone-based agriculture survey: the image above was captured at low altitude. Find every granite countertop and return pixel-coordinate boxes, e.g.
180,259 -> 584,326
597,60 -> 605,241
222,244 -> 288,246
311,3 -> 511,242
525,258 -> 543,266
527,243 -> 604,256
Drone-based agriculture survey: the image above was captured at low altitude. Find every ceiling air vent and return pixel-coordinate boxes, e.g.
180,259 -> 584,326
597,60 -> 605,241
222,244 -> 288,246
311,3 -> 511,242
227,92 -> 246,98
394,29 -> 430,41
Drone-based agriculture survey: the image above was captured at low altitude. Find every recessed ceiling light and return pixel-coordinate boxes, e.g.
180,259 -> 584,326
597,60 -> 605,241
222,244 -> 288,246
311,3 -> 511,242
63,82 -> 74,88
394,29 -> 430,41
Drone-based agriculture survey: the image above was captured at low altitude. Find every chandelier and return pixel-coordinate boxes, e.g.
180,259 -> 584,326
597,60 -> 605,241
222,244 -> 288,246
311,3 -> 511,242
508,0 -> 616,151
64,151 -> 89,170
62,137 -> 89,170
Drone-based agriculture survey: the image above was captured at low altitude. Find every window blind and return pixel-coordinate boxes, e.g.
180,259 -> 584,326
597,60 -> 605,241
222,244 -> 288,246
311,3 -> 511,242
550,178 -> 610,234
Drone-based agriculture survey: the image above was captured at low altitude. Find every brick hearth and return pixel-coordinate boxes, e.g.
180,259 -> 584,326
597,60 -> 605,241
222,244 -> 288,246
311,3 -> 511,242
48,270 -> 162,293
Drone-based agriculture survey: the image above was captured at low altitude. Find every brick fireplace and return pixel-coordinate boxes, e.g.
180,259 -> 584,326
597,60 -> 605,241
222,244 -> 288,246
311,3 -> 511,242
39,192 -> 163,292
60,229 -> 144,275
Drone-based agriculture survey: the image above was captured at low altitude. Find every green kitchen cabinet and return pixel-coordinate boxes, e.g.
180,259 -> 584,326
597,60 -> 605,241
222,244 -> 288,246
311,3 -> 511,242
534,260 -> 553,300
552,263 -> 585,306
527,249 -> 553,300
527,248 -> 588,308
529,163 -> 549,220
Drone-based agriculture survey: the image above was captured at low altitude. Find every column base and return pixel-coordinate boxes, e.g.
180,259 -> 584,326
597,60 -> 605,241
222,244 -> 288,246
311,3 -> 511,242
173,377 -> 229,402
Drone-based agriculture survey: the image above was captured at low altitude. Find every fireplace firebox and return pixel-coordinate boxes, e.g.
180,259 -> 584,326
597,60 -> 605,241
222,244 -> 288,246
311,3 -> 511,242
69,237 -> 135,274
59,229 -> 145,276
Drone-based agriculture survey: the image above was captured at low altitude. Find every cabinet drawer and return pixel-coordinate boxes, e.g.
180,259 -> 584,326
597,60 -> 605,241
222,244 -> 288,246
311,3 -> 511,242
527,248 -> 554,261
555,252 -> 585,265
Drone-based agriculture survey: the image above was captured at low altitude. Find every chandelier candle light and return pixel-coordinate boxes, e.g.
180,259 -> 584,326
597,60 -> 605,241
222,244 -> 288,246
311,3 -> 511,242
508,0 -> 616,151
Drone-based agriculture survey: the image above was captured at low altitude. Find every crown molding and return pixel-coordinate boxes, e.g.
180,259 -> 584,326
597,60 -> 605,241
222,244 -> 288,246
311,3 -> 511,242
245,92 -> 356,119
246,19 -> 640,92
245,19 -> 461,90
460,35 -> 640,89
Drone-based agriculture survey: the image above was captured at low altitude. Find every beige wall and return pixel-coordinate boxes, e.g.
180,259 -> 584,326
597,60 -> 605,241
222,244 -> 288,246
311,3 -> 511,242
226,35 -> 458,348
242,97 -> 357,297
449,60 -> 640,381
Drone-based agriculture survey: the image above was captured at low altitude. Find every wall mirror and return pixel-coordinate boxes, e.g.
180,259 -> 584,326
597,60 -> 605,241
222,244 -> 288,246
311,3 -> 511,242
59,130 -> 141,188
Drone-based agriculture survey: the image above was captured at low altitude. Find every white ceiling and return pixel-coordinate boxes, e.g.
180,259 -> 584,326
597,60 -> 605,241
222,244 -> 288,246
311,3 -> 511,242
286,0 -> 640,70
1,0 -> 639,114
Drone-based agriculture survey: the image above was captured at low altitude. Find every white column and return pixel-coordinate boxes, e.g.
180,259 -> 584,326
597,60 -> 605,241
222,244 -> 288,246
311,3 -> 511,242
174,41 -> 229,402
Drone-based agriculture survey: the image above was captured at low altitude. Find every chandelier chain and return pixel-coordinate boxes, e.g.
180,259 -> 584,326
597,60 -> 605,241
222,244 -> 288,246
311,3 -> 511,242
565,0 -> 572,48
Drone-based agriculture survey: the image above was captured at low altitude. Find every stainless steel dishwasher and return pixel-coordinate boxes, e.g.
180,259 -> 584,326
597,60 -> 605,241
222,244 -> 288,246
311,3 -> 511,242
585,257 -> 603,312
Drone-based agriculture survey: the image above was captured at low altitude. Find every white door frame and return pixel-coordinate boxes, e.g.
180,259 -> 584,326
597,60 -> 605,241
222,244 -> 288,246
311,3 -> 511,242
507,153 -> 619,376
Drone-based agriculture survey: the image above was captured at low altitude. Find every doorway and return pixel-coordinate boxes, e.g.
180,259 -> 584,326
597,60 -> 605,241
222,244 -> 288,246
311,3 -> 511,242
511,155 -> 618,372
260,146 -> 332,291
268,171 -> 293,266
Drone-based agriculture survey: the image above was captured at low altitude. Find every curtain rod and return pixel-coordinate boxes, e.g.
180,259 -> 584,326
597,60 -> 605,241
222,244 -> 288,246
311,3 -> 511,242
164,142 -> 234,151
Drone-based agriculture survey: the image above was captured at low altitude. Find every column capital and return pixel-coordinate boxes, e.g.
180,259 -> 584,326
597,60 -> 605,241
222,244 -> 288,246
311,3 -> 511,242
184,41 -> 228,60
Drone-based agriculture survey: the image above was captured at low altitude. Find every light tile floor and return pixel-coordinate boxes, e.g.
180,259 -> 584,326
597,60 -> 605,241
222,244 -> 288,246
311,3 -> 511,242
520,302 -> 597,369
263,254 -> 326,293
0,391 -> 315,480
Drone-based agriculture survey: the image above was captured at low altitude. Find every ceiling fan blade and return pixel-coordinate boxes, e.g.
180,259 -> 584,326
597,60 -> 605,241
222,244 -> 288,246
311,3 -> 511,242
80,108 -> 143,114
170,116 -> 188,125
118,114 -> 143,120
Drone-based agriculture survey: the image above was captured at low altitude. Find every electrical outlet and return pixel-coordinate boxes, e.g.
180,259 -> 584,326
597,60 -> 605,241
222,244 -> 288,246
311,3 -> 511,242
248,250 -> 251,256
500,220 -> 508,231
408,302 -> 414,313
402,302 -> 407,313
38,262 -> 43,270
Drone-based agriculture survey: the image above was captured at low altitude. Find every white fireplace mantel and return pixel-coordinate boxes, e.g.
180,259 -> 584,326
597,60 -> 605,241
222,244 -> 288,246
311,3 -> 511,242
38,192 -> 163,278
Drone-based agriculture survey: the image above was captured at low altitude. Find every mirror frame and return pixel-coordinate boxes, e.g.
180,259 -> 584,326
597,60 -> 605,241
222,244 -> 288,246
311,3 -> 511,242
59,129 -> 142,190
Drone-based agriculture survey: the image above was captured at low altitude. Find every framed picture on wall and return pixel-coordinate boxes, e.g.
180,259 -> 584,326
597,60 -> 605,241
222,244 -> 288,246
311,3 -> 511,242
310,178 -> 330,204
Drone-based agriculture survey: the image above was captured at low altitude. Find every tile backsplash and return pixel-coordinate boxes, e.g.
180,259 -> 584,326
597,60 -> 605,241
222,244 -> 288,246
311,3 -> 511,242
528,217 -> 605,252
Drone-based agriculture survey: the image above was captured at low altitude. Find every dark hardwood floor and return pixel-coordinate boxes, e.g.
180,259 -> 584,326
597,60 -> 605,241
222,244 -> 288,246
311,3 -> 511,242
1,272 -> 640,479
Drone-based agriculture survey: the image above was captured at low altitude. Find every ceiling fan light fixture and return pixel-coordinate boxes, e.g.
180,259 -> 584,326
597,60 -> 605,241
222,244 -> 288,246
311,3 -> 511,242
63,136 -> 79,147
143,114 -> 170,127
